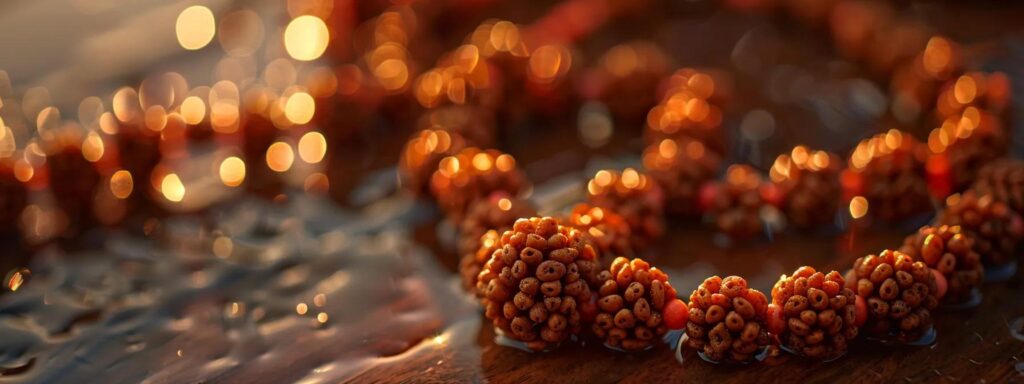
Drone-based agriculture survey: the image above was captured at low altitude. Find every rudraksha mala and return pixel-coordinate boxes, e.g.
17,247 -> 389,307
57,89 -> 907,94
383,2 -> 1024,367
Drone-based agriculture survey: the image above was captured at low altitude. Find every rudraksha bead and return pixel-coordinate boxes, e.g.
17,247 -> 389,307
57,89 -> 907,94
399,129 -> 468,195
769,267 -> 859,360
926,108 -> 1008,195
972,159 -> 1024,217
770,146 -> 842,229
900,225 -> 982,305
937,191 -> 1024,272
703,165 -> 780,239
593,257 -> 685,351
459,193 -> 537,257
458,193 -> 536,294
586,168 -> 664,247
845,249 -> 939,342
429,148 -> 527,221
564,203 -> 633,263
684,275 -> 770,363
644,68 -> 730,154
844,129 -> 931,222
460,229 -> 502,293
476,217 -> 602,351
642,137 -> 721,217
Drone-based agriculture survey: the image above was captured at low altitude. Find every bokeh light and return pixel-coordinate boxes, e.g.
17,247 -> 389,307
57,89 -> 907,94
285,15 -> 330,61
176,6 -> 216,50
219,156 -> 246,187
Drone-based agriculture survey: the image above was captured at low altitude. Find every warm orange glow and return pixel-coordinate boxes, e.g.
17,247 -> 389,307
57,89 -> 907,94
922,37 -> 954,79
297,131 -> 327,164
657,139 -> 678,159
0,125 -> 14,159
219,156 -> 246,187
471,152 -> 493,171
82,131 -> 105,162
374,59 -> 409,91
953,75 -> 977,105
529,45 -> 570,83
14,158 -> 33,182
284,91 -> 316,124
266,142 -> 295,172
497,198 -> 512,211
6,268 -> 29,292
110,170 -> 134,199
284,15 -> 329,61
849,196 -> 868,219
176,6 -> 216,50
180,96 -> 206,125
144,106 -> 168,131
161,173 -> 186,202
621,168 -> 641,189
495,154 -> 515,172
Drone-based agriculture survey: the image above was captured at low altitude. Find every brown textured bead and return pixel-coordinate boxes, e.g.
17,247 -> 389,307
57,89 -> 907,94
644,68 -> 731,155
592,257 -> 678,351
399,129 -> 468,195
927,108 -> 1007,194
460,230 -> 502,293
459,193 -> 537,257
845,249 -> 938,341
429,148 -> 527,221
845,130 -> 931,222
564,203 -> 633,263
643,137 -> 721,217
684,275 -> 770,363
705,165 -> 779,239
771,267 -> 859,360
476,217 -> 602,351
900,225 -> 983,305
770,146 -> 842,229
938,191 -> 1024,269
586,168 -> 664,248
973,159 -> 1024,217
